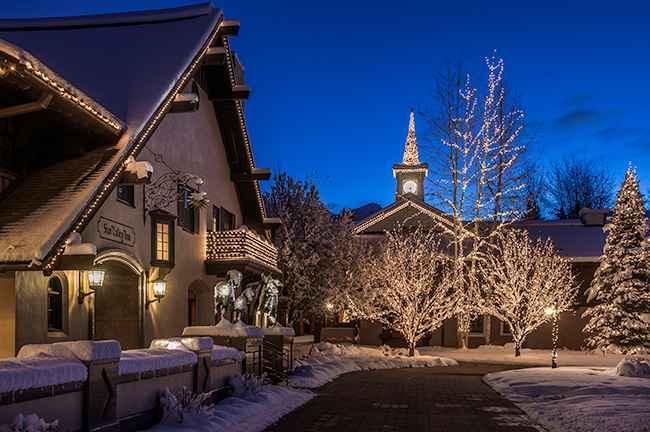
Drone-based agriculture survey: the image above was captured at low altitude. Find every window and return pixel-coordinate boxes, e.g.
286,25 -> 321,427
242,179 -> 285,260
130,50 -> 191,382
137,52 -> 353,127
208,205 -> 220,232
501,320 -> 512,335
150,210 -> 176,267
178,187 -> 199,233
47,276 -> 64,331
221,207 -> 235,231
117,185 -> 135,206
469,315 -> 484,334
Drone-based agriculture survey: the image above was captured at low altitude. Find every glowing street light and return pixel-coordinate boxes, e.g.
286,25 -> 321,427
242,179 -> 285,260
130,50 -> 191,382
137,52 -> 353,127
545,303 -> 558,368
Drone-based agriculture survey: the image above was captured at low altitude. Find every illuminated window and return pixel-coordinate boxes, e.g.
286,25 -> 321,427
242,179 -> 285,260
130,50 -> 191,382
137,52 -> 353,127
150,210 -> 176,267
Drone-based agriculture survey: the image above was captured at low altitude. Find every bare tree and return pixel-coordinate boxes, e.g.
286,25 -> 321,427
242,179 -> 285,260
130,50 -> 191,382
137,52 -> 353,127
420,51 -> 534,348
344,225 -> 456,356
545,154 -> 615,219
480,229 -> 578,356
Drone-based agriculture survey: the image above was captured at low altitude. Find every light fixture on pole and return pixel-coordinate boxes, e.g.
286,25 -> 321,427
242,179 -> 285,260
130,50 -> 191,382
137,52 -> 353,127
146,276 -> 167,309
79,267 -> 105,304
545,303 -> 559,368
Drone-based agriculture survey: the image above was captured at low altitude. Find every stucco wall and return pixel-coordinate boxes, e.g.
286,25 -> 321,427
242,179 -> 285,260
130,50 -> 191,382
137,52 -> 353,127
14,270 -> 90,355
80,80 -> 244,347
0,273 -> 16,358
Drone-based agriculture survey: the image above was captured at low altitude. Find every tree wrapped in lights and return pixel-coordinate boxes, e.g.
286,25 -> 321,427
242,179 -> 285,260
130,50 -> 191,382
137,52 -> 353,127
264,172 -> 360,327
420,52 -> 534,348
480,229 -> 578,357
583,167 -> 650,354
345,225 -> 456,356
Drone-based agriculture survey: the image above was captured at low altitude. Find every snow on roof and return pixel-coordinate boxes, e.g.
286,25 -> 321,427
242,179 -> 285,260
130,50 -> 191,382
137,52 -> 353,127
0,3 -> 220,124
0,4 -> 224,264
517,219 -> 607,260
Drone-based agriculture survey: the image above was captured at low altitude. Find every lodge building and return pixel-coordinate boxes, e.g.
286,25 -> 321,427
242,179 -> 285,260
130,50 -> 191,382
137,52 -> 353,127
352,110 -> 608,350
0,4 -> 280,358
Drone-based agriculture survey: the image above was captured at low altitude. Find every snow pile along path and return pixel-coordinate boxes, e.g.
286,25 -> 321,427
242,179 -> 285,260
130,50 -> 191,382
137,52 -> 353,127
148,385 -> 313,432
419,344 -> 628,367
484,360 -> 650,432
289,342 -> 457,388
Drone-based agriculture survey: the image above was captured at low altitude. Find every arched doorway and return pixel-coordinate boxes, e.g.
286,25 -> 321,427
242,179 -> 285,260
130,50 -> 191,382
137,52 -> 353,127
93,250 -> 144,350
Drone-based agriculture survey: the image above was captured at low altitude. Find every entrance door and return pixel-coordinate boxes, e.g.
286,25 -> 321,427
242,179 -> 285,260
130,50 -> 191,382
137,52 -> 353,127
94,260 -> 140,350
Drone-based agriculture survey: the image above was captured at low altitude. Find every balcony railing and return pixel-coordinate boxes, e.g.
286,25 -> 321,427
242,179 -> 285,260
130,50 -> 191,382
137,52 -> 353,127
205,228 -> 279,276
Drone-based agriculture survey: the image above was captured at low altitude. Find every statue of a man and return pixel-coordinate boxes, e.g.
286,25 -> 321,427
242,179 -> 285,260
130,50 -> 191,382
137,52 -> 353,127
214,269 -> 243,322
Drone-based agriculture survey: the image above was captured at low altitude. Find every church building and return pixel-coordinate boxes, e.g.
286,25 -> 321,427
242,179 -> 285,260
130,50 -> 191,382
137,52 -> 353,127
353,109 -> 608,351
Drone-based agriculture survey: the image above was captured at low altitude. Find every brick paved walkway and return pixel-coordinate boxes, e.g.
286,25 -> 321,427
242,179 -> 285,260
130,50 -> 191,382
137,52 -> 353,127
263,362 -> 544,432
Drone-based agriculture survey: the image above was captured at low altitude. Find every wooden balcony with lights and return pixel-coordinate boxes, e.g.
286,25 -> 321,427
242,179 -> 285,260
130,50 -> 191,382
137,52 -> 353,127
205,229 -> 281,278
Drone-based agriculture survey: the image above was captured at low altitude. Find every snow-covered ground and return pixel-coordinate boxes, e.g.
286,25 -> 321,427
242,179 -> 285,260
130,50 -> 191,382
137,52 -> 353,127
288,342 -> 457,388
484,362 -> 650,432
148,385 -> 313,432
419,344 -> 628,367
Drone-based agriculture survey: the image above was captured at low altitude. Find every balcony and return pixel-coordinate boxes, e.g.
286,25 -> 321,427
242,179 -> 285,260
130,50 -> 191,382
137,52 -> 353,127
205,228 -> 280,278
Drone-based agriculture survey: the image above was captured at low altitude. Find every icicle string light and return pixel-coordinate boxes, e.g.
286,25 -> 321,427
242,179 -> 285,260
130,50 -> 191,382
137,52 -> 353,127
21,62 -> 122,131
355,200 -> 451,234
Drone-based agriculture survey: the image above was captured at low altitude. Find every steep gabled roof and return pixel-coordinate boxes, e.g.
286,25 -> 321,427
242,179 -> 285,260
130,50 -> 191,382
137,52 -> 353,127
0,4 -> 263,271
355,193 -> 452,235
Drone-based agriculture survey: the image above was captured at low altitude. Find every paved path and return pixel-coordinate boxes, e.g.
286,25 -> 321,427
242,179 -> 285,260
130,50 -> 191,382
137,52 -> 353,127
263,362 -> 543,432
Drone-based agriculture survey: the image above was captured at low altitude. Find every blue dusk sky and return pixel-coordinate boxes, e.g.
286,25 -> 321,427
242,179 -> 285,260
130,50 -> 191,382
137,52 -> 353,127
3,1 -> 650,212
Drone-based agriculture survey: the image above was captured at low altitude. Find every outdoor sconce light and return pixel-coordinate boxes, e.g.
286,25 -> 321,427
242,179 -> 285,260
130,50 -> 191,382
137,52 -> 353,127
79,268 -> 105,304
146,277 -> 167,309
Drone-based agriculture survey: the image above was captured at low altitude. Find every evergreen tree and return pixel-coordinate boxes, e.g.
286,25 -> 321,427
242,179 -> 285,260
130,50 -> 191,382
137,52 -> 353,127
583,168 -> 650,354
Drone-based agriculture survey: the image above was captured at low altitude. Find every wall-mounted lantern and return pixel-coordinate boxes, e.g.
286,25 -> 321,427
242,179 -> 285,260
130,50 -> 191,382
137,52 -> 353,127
146,277 -> 167,309
79,267 -> 105,304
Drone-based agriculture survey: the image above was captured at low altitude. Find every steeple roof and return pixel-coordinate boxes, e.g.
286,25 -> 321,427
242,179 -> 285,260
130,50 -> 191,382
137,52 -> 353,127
402,109 -> 419,164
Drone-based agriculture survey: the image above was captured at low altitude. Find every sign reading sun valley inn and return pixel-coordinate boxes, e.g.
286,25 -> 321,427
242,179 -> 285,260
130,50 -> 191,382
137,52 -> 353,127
98,217 -> 136,246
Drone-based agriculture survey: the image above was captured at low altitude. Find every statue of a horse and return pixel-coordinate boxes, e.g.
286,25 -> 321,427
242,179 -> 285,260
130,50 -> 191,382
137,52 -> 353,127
214,269 -> 243,322
259,274 -> 282,326
233,287 -> 255,323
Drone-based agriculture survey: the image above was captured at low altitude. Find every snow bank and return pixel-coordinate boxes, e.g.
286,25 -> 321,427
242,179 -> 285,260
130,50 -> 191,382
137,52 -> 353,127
149,385 -> 313,432
150,337 -> 213,352
183,320 -> 264,338
0,353 -> 87,393
288,342 -> 457,388
484,365 -> 650,432
262,324 -> 295,337
419,345 -> 629,367
616,359 -> 650,377
118,349 -> 197,376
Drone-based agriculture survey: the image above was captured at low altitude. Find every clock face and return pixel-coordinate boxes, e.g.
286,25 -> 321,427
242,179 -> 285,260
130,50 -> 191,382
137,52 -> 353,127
403,180 -> 417,194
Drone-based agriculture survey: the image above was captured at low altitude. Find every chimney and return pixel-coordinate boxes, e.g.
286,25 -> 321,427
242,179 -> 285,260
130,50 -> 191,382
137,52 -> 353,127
579,208 -> 609,226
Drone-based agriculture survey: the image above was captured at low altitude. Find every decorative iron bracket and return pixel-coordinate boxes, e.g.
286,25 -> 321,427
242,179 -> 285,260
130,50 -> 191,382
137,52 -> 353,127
143,148 -> 208,212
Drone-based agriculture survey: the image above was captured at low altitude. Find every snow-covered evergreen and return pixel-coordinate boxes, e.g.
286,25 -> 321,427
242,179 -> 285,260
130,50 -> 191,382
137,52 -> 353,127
583,167 -> 650,354
480,229 -> 578,356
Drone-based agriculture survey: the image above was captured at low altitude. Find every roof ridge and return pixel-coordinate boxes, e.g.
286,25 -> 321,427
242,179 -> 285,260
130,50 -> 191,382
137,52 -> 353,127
0,3 -> 216,31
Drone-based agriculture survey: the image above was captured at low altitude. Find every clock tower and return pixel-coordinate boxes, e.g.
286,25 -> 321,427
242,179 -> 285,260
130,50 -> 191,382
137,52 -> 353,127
393,109 -> 428,201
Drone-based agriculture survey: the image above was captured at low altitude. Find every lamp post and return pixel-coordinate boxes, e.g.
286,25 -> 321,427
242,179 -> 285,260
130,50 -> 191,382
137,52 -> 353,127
326,303 -> 333,327
545,303 -> 558,368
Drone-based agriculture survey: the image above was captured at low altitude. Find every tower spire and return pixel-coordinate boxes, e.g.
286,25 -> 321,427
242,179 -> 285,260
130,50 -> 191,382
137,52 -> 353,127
402,109 -> 419,164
